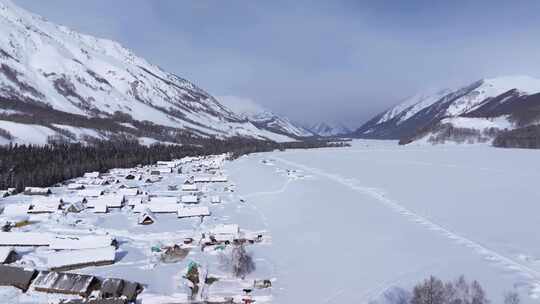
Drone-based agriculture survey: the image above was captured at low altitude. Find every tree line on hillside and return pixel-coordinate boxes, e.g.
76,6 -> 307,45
0,138 -> 348,191
493,125 -> 540,149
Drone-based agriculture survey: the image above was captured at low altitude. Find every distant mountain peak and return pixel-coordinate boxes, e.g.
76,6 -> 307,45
354,75 -> 540,144
218,96 -> 313,138
309,121 -> 351,137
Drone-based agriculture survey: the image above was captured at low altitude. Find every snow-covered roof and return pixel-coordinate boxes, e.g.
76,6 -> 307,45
47,246 -> 116,271
177,206 -> 210,218
153,167 -> 173,174
49,235 -> 114,250
181,195 -> 198,204
93,204 -> 108,213
117,188 -> 141,196
157,160 -> 180,168
127,196 -> 143,206
138,208 -> 156,225
24,187 -> 51,195
149,196 -> 178,204
87,195 -> 124,208
211,176 -> 228,183
83,172 -> 100,179
67,183 -> 85,190
145,176 -> 161,183
193,176 -> 212,183
210,224 -> 240,236
211,196 -> 221,204
78,188 -> 104,197
146,204 -> 178,213
118,181 -> 139,189
28,201 -> 60,213
181,184 -> 198,192
0,232 -> 50,246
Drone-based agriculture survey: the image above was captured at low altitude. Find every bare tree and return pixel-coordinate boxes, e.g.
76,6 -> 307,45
453,276 -> 471,304
470,280 -> 489,304
231,244 -> 255,278
219,244 -> 255,279
411,276 -> 447,304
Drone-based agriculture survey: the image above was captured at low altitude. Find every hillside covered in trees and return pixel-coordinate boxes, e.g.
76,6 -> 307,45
493,125 -> 540,149
0,138 -> 347,191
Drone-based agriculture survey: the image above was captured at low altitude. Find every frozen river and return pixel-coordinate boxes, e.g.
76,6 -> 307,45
227,140 -> 540,304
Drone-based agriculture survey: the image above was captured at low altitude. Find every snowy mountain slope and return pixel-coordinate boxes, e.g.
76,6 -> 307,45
308,121 -> 351,137
218,95 -> 313,138
0,0 -> 294,144
355,75 -> 540,144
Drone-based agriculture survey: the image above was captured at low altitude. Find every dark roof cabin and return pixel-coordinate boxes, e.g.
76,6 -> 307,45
33,271 -> 99,297
99,278 -> 143,302
60,299 -> 128,304
0,265 -> 38,292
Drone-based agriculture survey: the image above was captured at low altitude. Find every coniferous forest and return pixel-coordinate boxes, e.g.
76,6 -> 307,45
0,138 -> 347,191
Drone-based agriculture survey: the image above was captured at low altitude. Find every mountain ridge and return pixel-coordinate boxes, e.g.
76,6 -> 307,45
308,121 -> 351,137
0,0 -> 295,145
218,95 -> 314,138
354,75 -> 540,144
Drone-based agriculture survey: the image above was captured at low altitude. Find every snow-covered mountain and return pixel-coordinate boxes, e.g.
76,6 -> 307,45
0,0 -> 294,145
218,96 -> 313,138
308,122 -> 351,137
354,75 -> 540,144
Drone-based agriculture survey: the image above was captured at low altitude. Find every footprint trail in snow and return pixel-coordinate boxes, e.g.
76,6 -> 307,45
272,156 -> 540,299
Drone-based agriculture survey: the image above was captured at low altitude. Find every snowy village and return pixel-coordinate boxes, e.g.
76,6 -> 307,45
3,0 -> 540,303
0,154 -> 272,304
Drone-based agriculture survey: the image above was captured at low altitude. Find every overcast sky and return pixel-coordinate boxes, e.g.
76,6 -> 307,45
13,0 -> 540,128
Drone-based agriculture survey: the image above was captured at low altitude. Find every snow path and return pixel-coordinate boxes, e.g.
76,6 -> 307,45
242,179 -> 294,230
243,179 -> 293,199
271,155 -> 540,298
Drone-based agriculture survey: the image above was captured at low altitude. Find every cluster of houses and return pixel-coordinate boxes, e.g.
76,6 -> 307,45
0,154 -> 272,304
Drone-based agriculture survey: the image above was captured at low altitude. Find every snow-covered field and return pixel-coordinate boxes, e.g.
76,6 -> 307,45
227,140 -> 540,303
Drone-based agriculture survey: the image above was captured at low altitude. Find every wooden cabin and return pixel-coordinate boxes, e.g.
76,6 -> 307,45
137,209 -> 156,225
